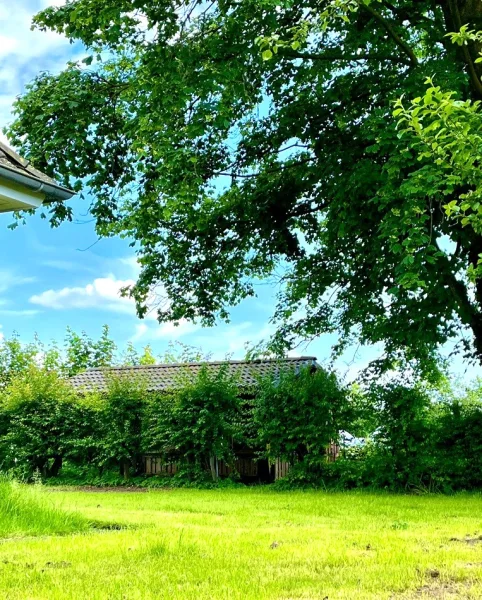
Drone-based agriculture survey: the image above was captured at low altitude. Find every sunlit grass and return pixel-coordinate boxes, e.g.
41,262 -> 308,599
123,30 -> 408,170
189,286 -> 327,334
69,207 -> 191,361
0,478 -> 89,539
0,488 -> 482,598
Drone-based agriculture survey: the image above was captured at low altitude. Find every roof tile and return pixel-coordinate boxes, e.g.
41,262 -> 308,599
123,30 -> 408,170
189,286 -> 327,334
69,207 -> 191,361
69,357 -> 319,393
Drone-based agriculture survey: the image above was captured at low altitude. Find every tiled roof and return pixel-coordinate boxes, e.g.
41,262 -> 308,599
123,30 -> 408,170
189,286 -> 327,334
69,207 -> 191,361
69,357 -> 319,393
0,141 -> 73,200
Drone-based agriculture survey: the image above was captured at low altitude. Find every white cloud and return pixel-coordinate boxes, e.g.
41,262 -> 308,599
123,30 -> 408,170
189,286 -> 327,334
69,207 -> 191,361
0,35 -> 18,55
30,268 -> 202,342
0,269 -> 36,294
29,266 -> 171,324
30,275 -> 137,314
131,323 -> 149,341
0,1 -> 75,139
132,319 -> 201,342
0,309 -> 39,317
41,259 -> 79,271
119,256 -> 142,277
0,17 -> 67,67
40,0 -> 66,7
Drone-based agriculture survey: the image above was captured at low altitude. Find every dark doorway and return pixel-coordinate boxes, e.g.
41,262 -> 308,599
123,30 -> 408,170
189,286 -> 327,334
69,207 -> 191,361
256,459 -> 274,483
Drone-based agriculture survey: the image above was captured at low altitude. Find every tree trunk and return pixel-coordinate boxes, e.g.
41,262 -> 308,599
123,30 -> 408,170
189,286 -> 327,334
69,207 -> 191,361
209,456 -> 218,482
443,0 -> 482,99
49,454 -> 63,478
120,459 -> 130,481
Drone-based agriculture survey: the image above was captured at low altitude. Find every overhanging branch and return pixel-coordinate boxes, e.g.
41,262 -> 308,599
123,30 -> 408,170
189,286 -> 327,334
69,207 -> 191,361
447,0 -> 482,100
282,48 -> 411,65
358,1 -> 419,68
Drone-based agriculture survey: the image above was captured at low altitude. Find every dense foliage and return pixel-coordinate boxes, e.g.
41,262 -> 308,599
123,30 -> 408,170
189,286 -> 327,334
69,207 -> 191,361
254,367 -> 348,466
0,334 -> 481,490
321,379 -> 482,493
8,0 -> 482,373
0,324 -> 480,490
0,366 -> 82,478
101,375 -> 146,478
146,365 -> 241,481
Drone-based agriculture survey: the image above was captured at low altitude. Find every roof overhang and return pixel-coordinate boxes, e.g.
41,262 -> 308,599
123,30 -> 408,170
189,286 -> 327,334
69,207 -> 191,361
0,141 -> 75,213
0,178 -> 44,213
0,163 -> 74,204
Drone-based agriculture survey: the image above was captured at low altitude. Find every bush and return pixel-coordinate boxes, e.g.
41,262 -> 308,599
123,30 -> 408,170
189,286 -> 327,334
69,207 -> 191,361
100,373 -> 146,479
254,366 -> 346,475
150,364 -> 242,481
0,366 -> 84,478
364,382 -> 434,490
430,380 -> 482,490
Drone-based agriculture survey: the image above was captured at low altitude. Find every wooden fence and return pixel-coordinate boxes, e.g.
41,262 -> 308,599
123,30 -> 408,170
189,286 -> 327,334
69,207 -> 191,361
143,455 -> 289,480
274,458 -> 290,480
327,441 -> 340,462
144,456 -> 178,475
144,442 -> 340,480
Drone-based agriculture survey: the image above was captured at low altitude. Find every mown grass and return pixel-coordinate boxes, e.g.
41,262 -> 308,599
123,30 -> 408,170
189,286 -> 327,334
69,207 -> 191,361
0,478 -> 89,539
1,487 -> 482,598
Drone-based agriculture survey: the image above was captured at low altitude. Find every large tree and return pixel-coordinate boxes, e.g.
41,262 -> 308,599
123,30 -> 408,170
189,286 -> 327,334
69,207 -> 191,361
8,0 -> 482,373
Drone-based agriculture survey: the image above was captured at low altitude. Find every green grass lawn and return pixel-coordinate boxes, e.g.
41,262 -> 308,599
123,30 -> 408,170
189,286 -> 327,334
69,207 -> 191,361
0,479 -> 89,539
1,486 -> 482,599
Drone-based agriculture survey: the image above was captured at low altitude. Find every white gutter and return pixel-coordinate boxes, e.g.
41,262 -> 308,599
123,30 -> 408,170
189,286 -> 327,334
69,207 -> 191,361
0,164 -> 74,201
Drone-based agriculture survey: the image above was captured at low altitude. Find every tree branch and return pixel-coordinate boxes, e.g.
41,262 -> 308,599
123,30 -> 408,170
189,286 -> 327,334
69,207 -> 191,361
290,202 -> 325,218
213,157 -> 315,179
358,1 -> 419,68
447,0 -> 482,100
379,0 -> 433,24
434,238 -> 482,350
282,48 -> 411,65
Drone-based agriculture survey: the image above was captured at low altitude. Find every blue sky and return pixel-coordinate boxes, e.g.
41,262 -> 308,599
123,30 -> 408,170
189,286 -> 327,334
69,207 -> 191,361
0,0 -> 478,381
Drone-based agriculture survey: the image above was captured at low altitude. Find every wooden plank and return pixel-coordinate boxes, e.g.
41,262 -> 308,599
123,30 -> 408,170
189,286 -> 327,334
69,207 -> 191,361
275,459 -> 291,480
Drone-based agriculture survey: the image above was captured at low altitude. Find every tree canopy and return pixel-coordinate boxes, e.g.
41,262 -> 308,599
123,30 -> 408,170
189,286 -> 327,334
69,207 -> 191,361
8,0 -> 482,374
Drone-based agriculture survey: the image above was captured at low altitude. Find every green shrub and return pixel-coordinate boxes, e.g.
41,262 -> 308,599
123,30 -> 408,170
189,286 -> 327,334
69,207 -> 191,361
364,382 -> 434,490
430,381 -> 482,490
254,366 -> 346,473
154,365 -> 242,481
0,366 -> 83,478
100,374 -> 147,479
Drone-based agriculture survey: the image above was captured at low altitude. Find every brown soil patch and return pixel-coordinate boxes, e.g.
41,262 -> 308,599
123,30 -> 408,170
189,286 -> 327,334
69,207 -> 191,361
396,581 -> 472,599
44,561 -> 71,569
450,535 -> 482,546
52,486 -> 151,493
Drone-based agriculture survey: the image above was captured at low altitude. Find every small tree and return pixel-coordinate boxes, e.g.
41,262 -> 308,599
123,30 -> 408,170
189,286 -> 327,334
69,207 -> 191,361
0,334 -> 39,389
367,382 -> 433,489
162,365 -> 240,481
121,342 -> 156,366
64,325 -> 117,376
160,341 -> 211,364
253,366 -> 346,471
0,365 -> 79,477
101,373 -> 146,479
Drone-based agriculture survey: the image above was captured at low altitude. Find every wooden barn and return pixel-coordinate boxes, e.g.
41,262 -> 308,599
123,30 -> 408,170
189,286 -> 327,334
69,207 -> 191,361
70,356 -> 324,482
